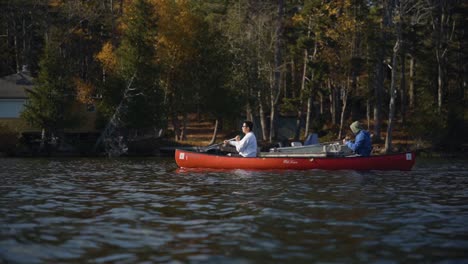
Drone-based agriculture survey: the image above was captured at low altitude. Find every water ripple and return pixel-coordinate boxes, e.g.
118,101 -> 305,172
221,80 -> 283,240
0,157 -> 467,263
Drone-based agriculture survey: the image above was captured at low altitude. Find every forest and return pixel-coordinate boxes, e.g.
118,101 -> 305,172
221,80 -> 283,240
0,0 -> 467,155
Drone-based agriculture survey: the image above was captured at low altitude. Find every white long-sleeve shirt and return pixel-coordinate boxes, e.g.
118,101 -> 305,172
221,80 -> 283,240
229,132 -> 258,157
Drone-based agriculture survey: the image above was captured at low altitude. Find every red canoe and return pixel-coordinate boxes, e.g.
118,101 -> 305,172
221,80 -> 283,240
175,149 -> 416,171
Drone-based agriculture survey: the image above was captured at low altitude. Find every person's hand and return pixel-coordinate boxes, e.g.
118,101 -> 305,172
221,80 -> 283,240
223,140 -> 229,146
235,135 -> 241,141
342,138 -> 347,144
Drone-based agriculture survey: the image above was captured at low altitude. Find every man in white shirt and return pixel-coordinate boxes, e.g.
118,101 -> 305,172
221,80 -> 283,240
224,121 -> 258,157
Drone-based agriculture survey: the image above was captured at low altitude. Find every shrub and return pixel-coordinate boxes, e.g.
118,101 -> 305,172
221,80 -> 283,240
0,124 -> 19,154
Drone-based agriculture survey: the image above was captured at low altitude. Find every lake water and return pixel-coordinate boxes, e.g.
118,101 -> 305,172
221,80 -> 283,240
1,157 -> 467,263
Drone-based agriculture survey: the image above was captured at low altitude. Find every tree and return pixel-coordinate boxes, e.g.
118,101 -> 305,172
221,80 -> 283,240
191,20 -> 238,144
154,0 -> 207,140
288,0 -> 327,140
118,0 -> 163,129
384,0 -> 433,153
94,0 -> 164,155
269,0 -> 284,142
429,0 -> 457,112
223,0 -> 280,141
369,1 -> 393,142
21,41 -> 76,151
0,0 -> 48,76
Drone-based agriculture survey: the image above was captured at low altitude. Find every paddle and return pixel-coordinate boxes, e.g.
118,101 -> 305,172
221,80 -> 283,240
200,137 -> 236,152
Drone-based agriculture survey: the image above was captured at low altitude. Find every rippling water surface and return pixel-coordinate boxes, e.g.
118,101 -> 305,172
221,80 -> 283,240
1,157 -> 467,263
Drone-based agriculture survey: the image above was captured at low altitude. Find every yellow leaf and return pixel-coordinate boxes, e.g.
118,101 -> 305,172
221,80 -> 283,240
74,77 -> 95,104
95,42 -> 117,73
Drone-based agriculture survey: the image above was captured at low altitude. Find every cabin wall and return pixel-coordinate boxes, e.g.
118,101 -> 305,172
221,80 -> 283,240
0,99 -> 26,118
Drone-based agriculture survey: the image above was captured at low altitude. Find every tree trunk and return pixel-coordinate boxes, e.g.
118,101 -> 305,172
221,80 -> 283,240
40,128 -> 46,152
13,20 -> 20,73
319,93 -> 324,115
246,102 -> 254,125
373,0 -> 392,142
338,84 -> 348,140
110,0 -> 114,33
304,64 -> 316,139
366,99 -> 371,129
385,40 -> 399,153
269,68 -> 278,142
400,52 -> 406,123
328,79 -> 337,125
93,73 -> 135,156
435,9 -> 445,113
269,102 -> 277,142
22,18 -> 26,67
295,16 -> 311,141
269,0 -> 284,143
437,58 -> 444,112
408,54 -> 415,110
209,119 -> 219,145
373,58 -> 383,141
172,114 -> 180,141
296,48 -> 308,141
304,96 -> 312,139
291,58 -> 297,98
432,1 -> 454,113
180,113 -> 187,141
303,40 -> 317,139
294,116 -> 302,141
258,90 -> 268,141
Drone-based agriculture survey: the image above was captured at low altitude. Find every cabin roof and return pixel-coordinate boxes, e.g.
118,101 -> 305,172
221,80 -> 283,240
0,72 -> 34,99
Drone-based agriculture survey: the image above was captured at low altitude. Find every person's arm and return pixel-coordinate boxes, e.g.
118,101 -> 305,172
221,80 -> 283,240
234,133 -> 252,153
227,135 -> 241,146
228,140 -> 237,147
346,132 -> 364,151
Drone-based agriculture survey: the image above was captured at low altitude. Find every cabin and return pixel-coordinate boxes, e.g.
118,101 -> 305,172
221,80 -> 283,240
0,68 -> 33,154
0,72 -> 30,117
0,67 -> 32,132
0,67 -> 100,154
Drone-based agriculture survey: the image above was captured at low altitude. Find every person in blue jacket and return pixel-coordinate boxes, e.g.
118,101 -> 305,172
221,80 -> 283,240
343,121 -> 372,156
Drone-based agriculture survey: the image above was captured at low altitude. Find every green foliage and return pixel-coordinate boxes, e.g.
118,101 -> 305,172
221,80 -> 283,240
0,0 -> 47,76
195,26 -> 239,119
0,124 -> 19,153
280,97 -> 301,114
407,89 -> 453,150
223,1 -> 276,94
21,41 -> 77,134
310,114 -> 327,133
408,111 -> 447,150
111,0 -> 164,129
1,0 -> 466,154
191,0 -> 229,25
95,76 -> 126,126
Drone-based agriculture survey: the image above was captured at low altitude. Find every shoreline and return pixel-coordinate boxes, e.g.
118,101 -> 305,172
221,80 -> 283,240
1,145 -> 466,159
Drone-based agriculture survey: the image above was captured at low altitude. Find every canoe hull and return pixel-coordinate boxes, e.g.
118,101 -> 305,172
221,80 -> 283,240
175,149 -> 416,171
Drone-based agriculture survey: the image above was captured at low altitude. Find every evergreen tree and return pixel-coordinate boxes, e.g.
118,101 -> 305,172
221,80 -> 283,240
119,0 -> 163,129
21,41 -> 76,147
99,0 -> 164,130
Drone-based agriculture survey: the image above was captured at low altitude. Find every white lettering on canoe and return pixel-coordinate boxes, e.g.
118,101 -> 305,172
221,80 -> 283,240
283,159 -> 298,164
179,153 -> 185,160
406,153 -> 412,160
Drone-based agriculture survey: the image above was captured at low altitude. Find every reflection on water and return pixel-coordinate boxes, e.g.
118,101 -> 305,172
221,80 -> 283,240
1,157 -> 468,263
